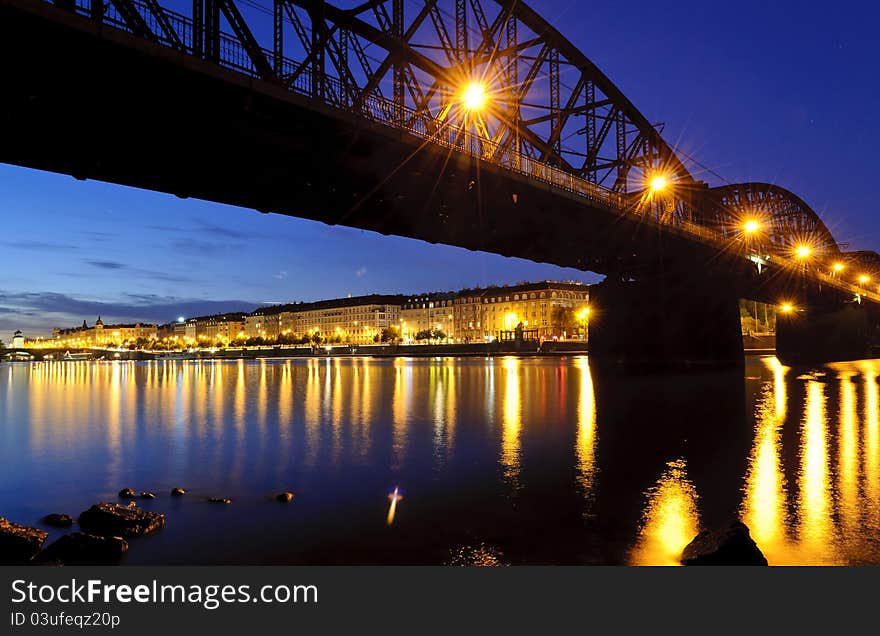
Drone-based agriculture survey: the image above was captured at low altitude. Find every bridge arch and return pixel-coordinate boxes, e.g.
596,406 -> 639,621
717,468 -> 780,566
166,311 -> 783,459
709,182 -> 840,256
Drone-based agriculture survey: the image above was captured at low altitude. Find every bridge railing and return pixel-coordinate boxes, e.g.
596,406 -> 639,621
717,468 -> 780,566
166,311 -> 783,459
47,0 -> 880,304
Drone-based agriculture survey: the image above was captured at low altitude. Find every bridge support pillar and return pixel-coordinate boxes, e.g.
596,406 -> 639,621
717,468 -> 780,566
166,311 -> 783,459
588,272 -> 743,372
776,302 -> 872,364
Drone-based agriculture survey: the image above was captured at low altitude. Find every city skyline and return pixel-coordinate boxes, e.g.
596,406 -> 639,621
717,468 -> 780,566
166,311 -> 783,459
21,279 -> 592,346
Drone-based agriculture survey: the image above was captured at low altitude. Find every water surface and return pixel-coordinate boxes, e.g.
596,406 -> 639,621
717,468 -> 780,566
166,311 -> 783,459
1,356 -> 878,565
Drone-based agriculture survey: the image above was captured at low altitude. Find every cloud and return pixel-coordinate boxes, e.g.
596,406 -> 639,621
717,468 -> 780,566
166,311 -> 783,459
2,240 -> 79,252
0,290 -> 260,336
170,238 -> 236,255
87,260 -> 127,270
274,271 -> 288,280
193,221 -> 259,240
147,219 -> 264,241
83,260 -> 194,283
78,231 -> 115,242
355,267 -> 367,278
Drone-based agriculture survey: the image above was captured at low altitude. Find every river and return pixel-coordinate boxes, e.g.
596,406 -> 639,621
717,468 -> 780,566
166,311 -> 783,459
1,355 -> 878,565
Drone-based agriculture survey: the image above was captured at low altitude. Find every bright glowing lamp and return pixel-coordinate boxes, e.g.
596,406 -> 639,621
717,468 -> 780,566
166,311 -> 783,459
743,220 -> 760,234
461,82 -> 488,111
859,274 -> 870,285
649,175 -> 668,192
780,303 -> 795,314
795,245 -> 811,259
833,262 -> 845,273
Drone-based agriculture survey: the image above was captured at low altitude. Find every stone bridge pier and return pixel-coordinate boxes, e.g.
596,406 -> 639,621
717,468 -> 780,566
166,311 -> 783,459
588,269 -> 744,372
776,300 -> 875,364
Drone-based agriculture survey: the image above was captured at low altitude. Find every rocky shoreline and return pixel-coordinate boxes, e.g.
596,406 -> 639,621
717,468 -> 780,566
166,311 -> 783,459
0,486 -> 296,566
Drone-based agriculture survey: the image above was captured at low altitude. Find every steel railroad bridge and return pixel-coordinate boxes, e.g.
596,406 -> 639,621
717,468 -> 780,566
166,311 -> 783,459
1,0 -> 878,367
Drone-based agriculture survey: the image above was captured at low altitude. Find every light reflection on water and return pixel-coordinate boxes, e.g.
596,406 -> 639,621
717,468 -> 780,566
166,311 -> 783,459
0,355 -> 879,565
630,459 -> 700,566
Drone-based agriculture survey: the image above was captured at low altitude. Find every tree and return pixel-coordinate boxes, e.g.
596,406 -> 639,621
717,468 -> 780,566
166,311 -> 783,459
550,306 -> 577,338
415,328 -> 446,342
0,339 -> 5,351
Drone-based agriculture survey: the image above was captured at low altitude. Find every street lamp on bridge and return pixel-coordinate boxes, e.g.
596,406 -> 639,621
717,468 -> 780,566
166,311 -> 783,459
648,174 -> 669,193
795,244 -> 812,259
742,219 -> 761,235
461,82 -> 489,112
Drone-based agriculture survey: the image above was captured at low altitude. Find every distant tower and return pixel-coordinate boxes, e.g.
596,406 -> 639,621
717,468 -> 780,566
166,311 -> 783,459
94,316 -> 104,345
12,330 -> 25,348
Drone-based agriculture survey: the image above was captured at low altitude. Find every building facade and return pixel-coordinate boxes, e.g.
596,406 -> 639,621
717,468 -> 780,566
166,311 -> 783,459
204,313 -> 247,343
400,293 -> 456,341
52,317 -> 158,346
479,281 -> 590,341
452,288 -> 484,343
293,295 -> 405,344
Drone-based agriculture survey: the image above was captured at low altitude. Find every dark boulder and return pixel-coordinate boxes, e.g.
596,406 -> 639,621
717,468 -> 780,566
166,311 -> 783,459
276,492 -> 295,503
0,517 -> 48,564
78,503 -> 164,538
207,497 -> 232,505
38,533 -> 128,565
171,488 -> 187,497
681,521 -> 768,566
42,514 -> 74,528
118,488 -> 137,499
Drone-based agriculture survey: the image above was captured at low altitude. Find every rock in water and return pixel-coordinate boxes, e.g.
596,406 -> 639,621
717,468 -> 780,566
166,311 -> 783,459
681,521 -> 768,566
207,497 -> 232,505
139,492 -> 156,500
42,514 -> 74,528
171,488 -> 187,497
0,517 -> 48,564
38,533 -> 128,565
78,503 -> 164,538
276,492 -> 295,503
118,488 -> 137,499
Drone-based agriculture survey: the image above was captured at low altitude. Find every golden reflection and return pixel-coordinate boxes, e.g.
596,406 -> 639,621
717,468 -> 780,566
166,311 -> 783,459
500,358 -> 522,488
430,361 -> 457,470
331,359 -> 342,461
391,359 -> 411,471
386,487 -> 403,526
837,372 -> 859,539
359,361 -> 373,459
797,379 -> 836,563
863,361 -> 880,531
575,357 -> 597,497
303,359 -> 320,468
741,357 -> 789,560
630,459 -> 700,566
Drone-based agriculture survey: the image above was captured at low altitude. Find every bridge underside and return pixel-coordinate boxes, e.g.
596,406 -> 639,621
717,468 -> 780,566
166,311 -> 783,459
2,0 -> 875,368
2,0 -> 730,277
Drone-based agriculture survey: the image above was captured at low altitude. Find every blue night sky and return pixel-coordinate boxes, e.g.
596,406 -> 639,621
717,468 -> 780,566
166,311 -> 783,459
1,0 -> 877,337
